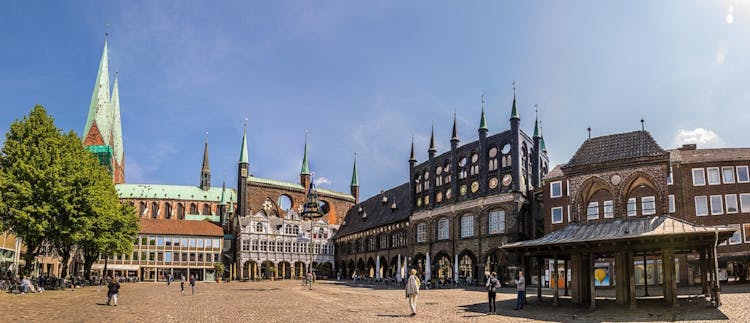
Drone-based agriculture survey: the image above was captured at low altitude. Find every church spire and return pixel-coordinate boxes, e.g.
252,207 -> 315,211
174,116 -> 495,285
83,38 -> 112,145
110,72 -> 125,184
239,121 -> 249,164
479,92 -> 488,131
533,105 -> 541,139
300,132 -> 310,175
409,136 -> 416,162
200,134 -> 211,190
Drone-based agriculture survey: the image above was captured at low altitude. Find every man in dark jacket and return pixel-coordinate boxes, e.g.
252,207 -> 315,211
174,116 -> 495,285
107,277 -> 121,306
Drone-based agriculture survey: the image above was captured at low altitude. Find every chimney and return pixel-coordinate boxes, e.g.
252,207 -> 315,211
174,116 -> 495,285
679,144 -> 697,151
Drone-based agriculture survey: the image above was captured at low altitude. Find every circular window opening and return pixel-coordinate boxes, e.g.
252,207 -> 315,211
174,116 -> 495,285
500,144 -> 511,154
278,195 -> 293,211
436,166 -> 442,175
459,157 -> 467,167
471,153 -> 479,163
489,147 -> 497,158
424,171 -> 430,179
319,200 -> 331,215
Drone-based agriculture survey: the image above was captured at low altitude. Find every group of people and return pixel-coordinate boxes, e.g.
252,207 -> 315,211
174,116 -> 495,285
403,269 -> 527,316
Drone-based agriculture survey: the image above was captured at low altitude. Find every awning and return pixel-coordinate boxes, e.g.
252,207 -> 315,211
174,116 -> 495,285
92,264 -> 140,271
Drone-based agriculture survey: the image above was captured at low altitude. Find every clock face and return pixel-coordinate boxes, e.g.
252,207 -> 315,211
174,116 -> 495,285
460,185 -> 467,196
424,195 -> 430,205
502,174 -> 512,187
489,177 -> 498,189
416,198 -> 422,207
436,192 -> 443,203
445,189 -> 452,199
471,181 -> 479,193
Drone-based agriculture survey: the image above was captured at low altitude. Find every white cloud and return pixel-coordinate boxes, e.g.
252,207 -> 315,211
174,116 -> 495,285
314,176 -> 331,186
675,128 -> 725,148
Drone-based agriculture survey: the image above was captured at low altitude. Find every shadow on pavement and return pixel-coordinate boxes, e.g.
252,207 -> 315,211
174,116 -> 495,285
458,296 -> 729,322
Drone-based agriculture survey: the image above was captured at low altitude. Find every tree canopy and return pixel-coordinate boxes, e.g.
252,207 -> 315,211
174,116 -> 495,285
0,105 -> 138,276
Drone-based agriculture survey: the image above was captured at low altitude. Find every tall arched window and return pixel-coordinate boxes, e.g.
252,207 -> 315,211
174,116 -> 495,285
443,161 -> 451,184
415,175 -> 422,194
177,203 -> 185,219
416,223 -> 427,243
139,202 -> 146,216
150,202 -> 158,219
458,157 -> 467,179
190,203 -> 198,214
470,153 -> 479,176
423,171 -> 430,190
488,147 -> 498,171
164,203 -> 172,219
460,214 -> 474,238
437,218 -> 450,240
203,203 -> 211,215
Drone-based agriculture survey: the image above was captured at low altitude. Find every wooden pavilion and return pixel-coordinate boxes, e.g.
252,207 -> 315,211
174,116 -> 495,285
502,215 -> 736,309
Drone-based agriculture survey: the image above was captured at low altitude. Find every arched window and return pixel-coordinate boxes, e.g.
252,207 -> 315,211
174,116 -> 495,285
177,203 -> 185,220
203,203 -> 211,215
458,157 -> 467,179
415,175 -> 422,194
443,161 -> 451,184
151,202 -> 158,219
459,255 -> 473,278
437,218 -> 450,240
488,147 -> 498,171
416,223 -> 427,243
435,166 -> 443,186
423,171 -> 430,190
190,203 -> 198,214
139,202 -> 146,216
460,214 -> 474,238
256,223 -> 263,233
165,203 -> 172,219
470,153 -> 479,176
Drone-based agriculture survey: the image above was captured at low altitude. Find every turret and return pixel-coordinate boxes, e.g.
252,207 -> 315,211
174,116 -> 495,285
200,136 -> 211,191
478,96 -> 489,194
428,125 -> 437,207
237,124 -> 249,218
450,113 -> 459,150
531,111 -> 542,189
300,133 -> 311,190
408,137 -> 417,210
510,86 -> 522,192
350,155 -> 360,204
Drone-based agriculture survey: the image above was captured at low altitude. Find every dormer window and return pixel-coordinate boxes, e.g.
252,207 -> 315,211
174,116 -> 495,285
391,201 -> 397,212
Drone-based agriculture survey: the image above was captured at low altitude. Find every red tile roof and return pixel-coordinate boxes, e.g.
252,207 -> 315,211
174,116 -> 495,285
139,219 -> 223,237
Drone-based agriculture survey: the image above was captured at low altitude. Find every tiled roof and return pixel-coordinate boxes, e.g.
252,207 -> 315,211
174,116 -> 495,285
564,131 -> 667,169
543,165 -> 564,180
139,219 -> 223,237
247,176 -> 355,202
116,184 -> 236,203
669,148 -> 750,164
502,215 -> 736,250
333,183 -> 410,238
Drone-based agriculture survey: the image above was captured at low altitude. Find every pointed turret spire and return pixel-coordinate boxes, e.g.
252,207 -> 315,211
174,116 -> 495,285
510,82 -> 520,120
83,39 -> 112,145
239,121 -> 249,164
451,112 -> 459,143
428,125 -> 437,153
409,136 -> 416,162
540,121 -> 547,152
533,105 -> 541,138
300,132 -> 310,175
110,71 -> 125,184
479,92 -> 488,131
219,181 -> 227,205
200,134 -> 211,190
350,154 -> 359,187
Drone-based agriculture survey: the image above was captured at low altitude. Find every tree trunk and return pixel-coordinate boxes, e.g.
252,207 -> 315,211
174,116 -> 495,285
103,255 -> 109,280
21,243 -> 39,276
59,246 -> 71,279
82,250 -> 97,281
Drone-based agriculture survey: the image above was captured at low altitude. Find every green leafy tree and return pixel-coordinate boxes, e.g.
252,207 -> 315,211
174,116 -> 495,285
0,106 -> 67,275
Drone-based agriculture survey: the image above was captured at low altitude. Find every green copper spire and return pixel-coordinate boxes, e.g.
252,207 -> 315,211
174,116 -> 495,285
479,107 -> 488,131
533,118 -> 540,138
111,74 -> 124,164
239,123 -> 249,164
300,133 -> 310,175
350,154 -> 359,187
219,181 -> 227,205
83,39 -> 112,143
510,91 -> 519,120
227,196 -> 235,213
540,122 -> 547,152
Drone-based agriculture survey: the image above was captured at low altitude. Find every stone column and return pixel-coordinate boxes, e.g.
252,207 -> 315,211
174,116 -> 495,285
662,248 -> 678,307
570,253 -> 580,304
553,255 -> 559,307
699,249 -> 709,296
564,259 -> 569,296
590,253 -> 596,310
628,249 -> 637,309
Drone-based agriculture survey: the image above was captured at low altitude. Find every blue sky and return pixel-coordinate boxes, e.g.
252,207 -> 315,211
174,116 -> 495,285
1,1 -> 748,199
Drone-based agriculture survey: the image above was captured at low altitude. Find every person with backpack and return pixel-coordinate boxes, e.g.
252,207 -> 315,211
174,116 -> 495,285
485,272 -> 501,314
189,274 -> 196,295
107,277 -> 121,306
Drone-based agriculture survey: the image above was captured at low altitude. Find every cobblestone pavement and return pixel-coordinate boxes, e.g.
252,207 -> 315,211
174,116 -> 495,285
1,280 -> 749,322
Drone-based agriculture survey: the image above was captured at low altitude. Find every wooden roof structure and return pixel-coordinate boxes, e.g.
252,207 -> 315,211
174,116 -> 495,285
502,215 -> 736,257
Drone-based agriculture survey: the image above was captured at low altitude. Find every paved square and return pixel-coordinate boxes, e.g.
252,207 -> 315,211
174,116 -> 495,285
2,280 -> 749,322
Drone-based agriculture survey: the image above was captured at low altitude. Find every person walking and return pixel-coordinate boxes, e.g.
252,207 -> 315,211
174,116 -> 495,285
107,277 -> 121,306
180,275 -> 185,295
167,273 -> 172,286
405,269 -> 421,316
189,274 -> 196,295
514,270 -> 526,310
307,271 -> 314,290
486,272 -> 501,314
